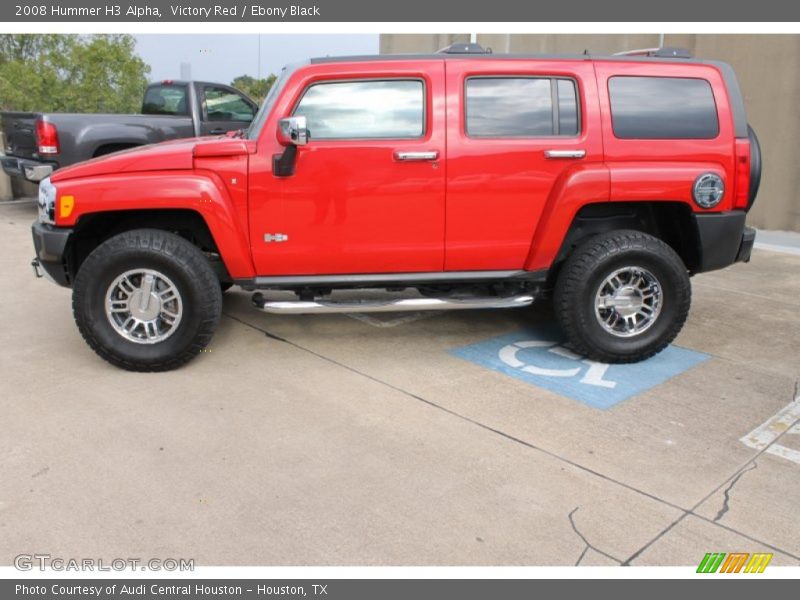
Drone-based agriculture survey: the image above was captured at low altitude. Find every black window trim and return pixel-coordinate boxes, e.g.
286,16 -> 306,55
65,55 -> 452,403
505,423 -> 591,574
607,74 -> 720,141
464,75 -> 582,139
290,77 -> 428,142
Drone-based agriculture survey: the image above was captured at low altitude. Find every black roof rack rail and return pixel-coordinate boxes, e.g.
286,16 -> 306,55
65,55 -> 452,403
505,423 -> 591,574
613,47 -> 693,59
437,43 -> 492,55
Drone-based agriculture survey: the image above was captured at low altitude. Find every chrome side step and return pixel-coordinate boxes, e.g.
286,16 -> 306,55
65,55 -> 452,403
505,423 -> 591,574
252,292 -> 534,315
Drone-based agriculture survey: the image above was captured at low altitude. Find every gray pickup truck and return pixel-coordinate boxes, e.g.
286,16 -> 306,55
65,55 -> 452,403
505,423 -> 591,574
1,80 -> 258,183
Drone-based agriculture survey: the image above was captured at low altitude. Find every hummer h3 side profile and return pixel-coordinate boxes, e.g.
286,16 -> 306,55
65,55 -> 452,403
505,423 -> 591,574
30,44 -> 761,371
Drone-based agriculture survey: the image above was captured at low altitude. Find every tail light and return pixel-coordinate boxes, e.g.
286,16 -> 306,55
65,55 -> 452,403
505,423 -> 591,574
733,138 -> 751,210
35,119 -> 60,155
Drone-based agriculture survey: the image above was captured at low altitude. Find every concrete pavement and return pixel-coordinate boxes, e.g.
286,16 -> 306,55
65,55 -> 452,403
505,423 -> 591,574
1,200 -> 798,567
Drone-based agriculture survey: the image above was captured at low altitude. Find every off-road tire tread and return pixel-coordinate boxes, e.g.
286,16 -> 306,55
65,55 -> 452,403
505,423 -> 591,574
72,229 -> 222,372
554,230 -> 691,363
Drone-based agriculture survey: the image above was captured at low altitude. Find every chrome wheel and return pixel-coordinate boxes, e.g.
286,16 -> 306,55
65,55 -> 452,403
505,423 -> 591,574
105,269 -> 183,344
594,266 -> 662,338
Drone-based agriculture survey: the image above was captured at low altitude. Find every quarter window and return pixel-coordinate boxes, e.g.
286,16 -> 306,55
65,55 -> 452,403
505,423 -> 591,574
557,79 -> 579,136
294,80 -> 424,140
465,77 -> 579,137
608,76 -> 719,139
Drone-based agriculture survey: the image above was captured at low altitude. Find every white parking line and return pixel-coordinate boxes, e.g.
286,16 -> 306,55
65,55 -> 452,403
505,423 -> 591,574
740,397 -> 800,465
754,242 -> 800,257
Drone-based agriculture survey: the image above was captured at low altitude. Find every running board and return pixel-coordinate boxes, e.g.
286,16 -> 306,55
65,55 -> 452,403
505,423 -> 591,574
251,292 -> 534,315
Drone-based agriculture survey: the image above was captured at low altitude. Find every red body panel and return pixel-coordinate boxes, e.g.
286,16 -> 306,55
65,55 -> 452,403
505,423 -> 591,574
593,61 -> 737,211
247,60 -> 446,275
49,56 -> 744,281
54,169 -> 256,279
51,137 -> 197,181
444,59 -> 606,270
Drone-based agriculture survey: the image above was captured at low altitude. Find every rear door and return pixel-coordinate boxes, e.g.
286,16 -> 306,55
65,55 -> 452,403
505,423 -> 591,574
197,84 -> 257,136
444,60 -> 603,270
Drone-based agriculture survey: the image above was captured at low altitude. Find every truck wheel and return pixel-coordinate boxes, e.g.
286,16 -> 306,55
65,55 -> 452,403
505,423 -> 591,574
554,230 -> 691,363
72,229 -> 222,371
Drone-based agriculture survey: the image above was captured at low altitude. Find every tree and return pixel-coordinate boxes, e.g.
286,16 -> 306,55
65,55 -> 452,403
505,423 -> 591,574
0,34 -> 150,113
230,73 -> 276,104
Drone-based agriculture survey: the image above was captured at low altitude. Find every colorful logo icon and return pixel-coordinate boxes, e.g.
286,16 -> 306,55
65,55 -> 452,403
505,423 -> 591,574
697,552 -> 773,573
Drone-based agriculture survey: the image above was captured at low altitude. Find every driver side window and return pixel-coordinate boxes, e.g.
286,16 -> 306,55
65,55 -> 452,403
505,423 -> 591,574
202,86 -> 255,122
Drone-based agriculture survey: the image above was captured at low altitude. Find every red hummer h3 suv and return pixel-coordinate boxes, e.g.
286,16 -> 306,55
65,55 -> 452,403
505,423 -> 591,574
31,44 -> 761,371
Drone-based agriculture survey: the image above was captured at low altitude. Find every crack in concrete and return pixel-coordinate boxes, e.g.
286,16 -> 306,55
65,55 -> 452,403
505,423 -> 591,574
624,382 -> 800,565
222,312 -> 800,565
568,507 -> 622,566
714,462 -> 758,522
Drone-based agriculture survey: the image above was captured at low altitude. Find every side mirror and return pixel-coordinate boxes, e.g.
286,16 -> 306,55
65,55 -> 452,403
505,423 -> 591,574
277,116 -> 309,146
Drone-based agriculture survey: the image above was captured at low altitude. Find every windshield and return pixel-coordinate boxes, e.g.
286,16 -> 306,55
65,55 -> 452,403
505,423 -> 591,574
246,63 -> 301,140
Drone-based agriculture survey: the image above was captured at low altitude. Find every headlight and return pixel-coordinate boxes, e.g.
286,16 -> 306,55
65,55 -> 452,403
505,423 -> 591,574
693,173 -> 725,209
38,177 -> 56,224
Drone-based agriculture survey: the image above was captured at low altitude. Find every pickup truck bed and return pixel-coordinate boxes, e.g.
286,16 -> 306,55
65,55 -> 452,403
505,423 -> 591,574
1,80 -> 257,183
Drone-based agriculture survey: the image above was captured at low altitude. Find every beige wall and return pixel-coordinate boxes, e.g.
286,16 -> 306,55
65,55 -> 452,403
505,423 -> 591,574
381,34 -> 800,232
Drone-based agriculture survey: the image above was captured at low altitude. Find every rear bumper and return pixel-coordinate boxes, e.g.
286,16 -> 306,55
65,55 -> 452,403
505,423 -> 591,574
693,211 -> 756,273
1,154 -> 55,182
31,221 -> 72,286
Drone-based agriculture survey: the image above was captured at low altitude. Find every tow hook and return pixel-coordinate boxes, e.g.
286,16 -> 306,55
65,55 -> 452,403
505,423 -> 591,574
31,258 -> 43,278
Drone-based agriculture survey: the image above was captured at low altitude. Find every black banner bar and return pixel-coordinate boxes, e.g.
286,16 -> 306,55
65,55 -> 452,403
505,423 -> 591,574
2,0 -> 800,22
3,579 -> 797,600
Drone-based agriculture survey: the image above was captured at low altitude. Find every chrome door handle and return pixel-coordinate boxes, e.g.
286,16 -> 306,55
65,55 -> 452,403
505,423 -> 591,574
394,150 -> 439,161
544,149 -> 586,159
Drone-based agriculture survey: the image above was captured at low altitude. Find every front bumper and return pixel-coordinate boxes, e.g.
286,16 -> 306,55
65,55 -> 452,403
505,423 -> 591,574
1,154 -> 55,182
693,211 -> 756,273
31,221 -> 72,286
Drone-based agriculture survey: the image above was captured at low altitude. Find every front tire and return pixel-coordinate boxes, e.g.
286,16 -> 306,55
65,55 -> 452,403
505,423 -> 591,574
554,230 -> 691,363
72,229 -> 222,371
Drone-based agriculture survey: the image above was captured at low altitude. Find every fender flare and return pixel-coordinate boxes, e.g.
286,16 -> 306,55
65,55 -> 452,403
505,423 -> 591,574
524,164 -> 610,272
57,170 -> 256,279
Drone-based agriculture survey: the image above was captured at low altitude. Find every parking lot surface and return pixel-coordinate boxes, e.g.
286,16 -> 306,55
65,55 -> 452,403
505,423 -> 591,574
1,200 -> 798,566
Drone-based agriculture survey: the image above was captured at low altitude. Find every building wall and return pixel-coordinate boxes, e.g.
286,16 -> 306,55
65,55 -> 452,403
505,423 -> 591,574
380,34 -> 800,232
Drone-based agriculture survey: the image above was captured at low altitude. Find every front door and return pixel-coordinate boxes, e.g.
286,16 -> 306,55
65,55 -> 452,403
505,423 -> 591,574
249,62 -> 446,276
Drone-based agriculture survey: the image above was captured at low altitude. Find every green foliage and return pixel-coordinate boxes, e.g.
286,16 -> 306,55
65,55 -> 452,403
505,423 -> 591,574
230,73 -> 277,104
0,34 -> 150,113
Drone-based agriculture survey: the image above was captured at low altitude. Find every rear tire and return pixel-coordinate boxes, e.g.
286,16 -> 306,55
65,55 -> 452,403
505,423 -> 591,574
72,229 -> 222,371
554,230 -> 691,363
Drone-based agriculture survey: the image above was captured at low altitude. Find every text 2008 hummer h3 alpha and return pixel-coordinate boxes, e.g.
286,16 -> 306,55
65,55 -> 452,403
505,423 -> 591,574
31,45 -> 760,371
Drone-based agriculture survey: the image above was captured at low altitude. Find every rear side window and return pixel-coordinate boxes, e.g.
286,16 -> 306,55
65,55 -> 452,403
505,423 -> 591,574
608,76 -> 719,139
142,85 -> 188,116
294,79 -> 424,140
465,77 -> 580,137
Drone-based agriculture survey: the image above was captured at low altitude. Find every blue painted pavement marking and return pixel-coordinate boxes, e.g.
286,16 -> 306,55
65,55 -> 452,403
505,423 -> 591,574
450,325 -> 710,409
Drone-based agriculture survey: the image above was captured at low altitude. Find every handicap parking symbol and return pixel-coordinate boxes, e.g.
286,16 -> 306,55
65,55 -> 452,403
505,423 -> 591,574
450,327 -> 709,409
